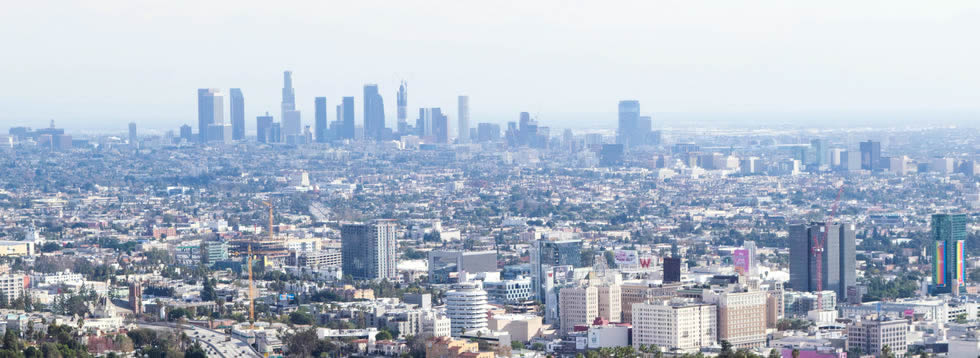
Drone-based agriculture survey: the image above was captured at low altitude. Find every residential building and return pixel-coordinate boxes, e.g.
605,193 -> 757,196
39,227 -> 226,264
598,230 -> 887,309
341,220 -> 398,280
632,299 -> 717,353
846,317 -> 908,357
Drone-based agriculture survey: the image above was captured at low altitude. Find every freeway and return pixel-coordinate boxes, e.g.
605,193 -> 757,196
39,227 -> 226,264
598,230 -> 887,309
138,322 -> 262,358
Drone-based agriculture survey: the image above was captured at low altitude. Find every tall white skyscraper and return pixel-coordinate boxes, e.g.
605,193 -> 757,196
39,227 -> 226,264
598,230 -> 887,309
197,88 -> 224,143
457,95 -> 469,144
397,81 -> 408,133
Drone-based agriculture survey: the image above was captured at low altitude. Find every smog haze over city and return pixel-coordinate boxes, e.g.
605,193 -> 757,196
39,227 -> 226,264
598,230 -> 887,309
0,2 -> 979,358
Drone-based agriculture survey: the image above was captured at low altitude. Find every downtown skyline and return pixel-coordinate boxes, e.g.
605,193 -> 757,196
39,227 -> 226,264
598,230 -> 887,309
2,1 -> 980,131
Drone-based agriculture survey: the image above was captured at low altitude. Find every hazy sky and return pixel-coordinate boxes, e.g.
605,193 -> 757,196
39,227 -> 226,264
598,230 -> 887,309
2,0 -> 979,132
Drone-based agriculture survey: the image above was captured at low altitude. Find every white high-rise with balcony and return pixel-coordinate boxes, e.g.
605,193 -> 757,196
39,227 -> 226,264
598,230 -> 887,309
445,281 -> 488,336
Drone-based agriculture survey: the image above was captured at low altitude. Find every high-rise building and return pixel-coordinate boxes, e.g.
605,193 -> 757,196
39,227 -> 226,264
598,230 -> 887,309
341,97 -> 355,139
457,96 -> 470,144
860,140 -> 881,171
128,122 -> 137,147
477,123 -> 500,142
280,72 -> 301,137
397,81 -> 408,134
632,299 -> 717,353
530,239 -> 583,300
846,317 -> 908,357
663,257 -> 682,283
789,222 -> 857,300
230,88 -> 245,141
256,113 -> 274,144
363,84 -> 386,140
341,220 -> 398,280
932,213 -> 968,294
417,108 -> 449,143
703,289 -> 767,349
179,124 -> 192,142
314,97 -> 328,143
281,71 -> 295,124
810,139 -> 828,167
197,88 -> 224,143
620,283 -> 681,323
445,281 -> 489,336
558,285 -> 598,334
617,100 -> 640,149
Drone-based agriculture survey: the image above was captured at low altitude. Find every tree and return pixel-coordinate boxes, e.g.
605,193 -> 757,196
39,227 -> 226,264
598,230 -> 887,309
511,341 -> 525,350
881,345 -> 895,358
185,342 -> 207,358
531,343 -> 546,351
720,340 -> 734,358
288,311 -> 313,325
201,278 -> 217,302
792,349 -> 800,358
286,328 -> 319,358
376,330 -> 394,341
768,348 -> 781,358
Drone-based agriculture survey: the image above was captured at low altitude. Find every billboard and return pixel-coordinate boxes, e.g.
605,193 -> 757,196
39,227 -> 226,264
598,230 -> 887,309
957,240 -> 966,285
733,249 -> 750,274
935,241 -> 946,286
614,250 -> 638,266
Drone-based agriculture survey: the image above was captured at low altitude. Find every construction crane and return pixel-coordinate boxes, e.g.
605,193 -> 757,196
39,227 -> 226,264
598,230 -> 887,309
813,182 -> 845,310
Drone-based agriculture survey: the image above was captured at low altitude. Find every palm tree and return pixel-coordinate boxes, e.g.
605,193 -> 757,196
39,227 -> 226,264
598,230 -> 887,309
791,348 -> 800,358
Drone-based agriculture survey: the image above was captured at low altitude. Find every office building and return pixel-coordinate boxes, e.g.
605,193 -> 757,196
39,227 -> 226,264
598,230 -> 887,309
703,289 -> 767,349
314,97 -> 328,143
477,123 -> 500,142
860,140 -> 881,171
397,81 -> 408,134
617,100 -> 642,149
341,220 -> 398,280
128,122 -> 137,147
341,97 -> 355,139
620,283 -> 681,323
558,285 -> 598,334
663,257 -> 682,283
445,281 -> 489,336
932,213 -> 968,294
256,113 -> 274,144
230,88 -> 244,140
789,222 -> 856,301
280,71 -> 297,135
484,278 -> 533,304
846,317 -> 908,357
811,138 -> 827,167
632,299 -> 717,353
364,84 -> 386,140
457,96 -> 470,144
179,124 -> 192,142
530,239 -> 583,300
428,250 -> 498,283
197,88 -> 224,143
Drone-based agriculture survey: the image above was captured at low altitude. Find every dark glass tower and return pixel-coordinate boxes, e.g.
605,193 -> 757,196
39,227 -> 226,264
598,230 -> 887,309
932,213 -> 967,294
790,222 -> 856,300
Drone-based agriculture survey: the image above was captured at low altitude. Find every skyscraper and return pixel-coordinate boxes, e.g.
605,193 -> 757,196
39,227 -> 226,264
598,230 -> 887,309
530,239 -> 583,300
363,84 -> 386,140
256,112 -> 274,144
860,140 -> 881,171
810,138 -> 827,167
445,281 -> 489,336
281,71 -> 301,137
397,81 -> 408,134
617,100 -> 640,148
128,122 -> 137,148
341,220 -> 398,280
197,88 -> 224,143
457,96 -> 470,144
314,97 -> 328,143
932,213 -> 967,294
281,71 -> 295,122
342,97 -> 355,139
229,88 -> 245,141
789,222 -> 856,300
